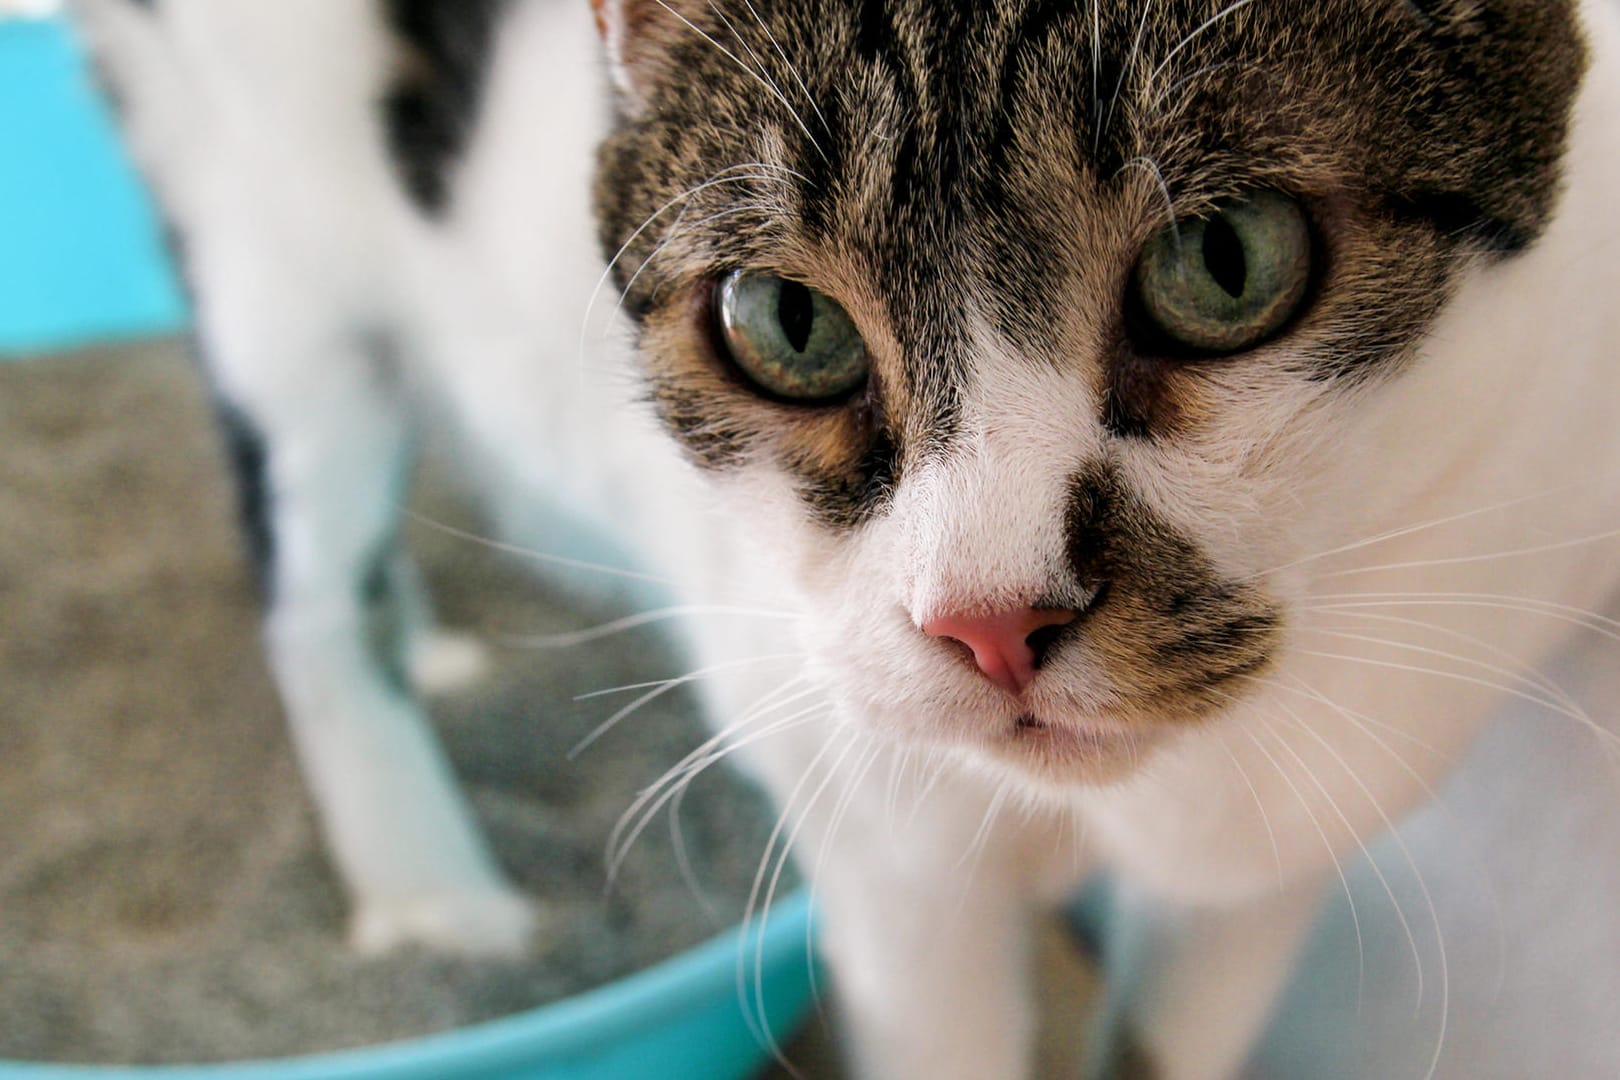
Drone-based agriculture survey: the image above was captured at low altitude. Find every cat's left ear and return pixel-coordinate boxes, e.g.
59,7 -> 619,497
590,0 -> 680,110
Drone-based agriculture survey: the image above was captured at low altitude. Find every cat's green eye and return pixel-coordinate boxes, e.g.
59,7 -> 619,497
1131,190 -> 1313,356
715,272 -> 870,403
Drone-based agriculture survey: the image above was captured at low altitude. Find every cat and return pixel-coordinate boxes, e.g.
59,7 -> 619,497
75,0 -> 1620,1077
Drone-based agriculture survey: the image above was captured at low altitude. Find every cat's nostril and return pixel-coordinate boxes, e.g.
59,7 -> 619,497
1025,622 -> 1068,671
922,606 -> 1077,695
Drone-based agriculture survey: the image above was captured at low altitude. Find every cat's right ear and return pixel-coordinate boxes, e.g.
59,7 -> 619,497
590,0 -> 676,111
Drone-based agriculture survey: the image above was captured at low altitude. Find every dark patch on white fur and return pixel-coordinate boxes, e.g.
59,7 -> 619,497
381,0 -> 509,216
212,399 -> 276,598
1064,462 -> 1281,713
361,542 -> 411,695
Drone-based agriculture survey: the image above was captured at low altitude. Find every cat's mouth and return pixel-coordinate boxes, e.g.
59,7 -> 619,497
997,711 -> 1143,780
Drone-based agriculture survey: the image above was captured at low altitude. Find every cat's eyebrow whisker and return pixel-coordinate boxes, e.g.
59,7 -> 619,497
569,651 -> 807,759
1089,0 -> 1102,152
1146,0 -> 1260,89
501,604 -> 800,650
401,509 -> 675,586
607,201 -> 778,330
737,0 -> 831,139
581,167 -> 800,365
1115,155 -> 1181,251
1150,59 -> 1243,109
650,0 -> 828,162
705,0 -> 824,171
1240,483 -> 1591,583
1103,0 -> 1159,142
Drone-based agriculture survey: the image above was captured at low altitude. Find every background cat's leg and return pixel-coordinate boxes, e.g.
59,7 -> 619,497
204,323 -> 536,958
388,551 -> 491,696
1086,879 -> 1326,1080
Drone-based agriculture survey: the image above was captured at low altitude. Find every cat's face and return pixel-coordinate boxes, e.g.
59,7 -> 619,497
593,0 -> 1584,788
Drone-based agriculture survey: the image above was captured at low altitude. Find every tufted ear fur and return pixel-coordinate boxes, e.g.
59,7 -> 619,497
589,0 -> 686,110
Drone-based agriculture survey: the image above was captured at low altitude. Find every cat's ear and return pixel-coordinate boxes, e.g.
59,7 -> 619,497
590,0 -> 678,109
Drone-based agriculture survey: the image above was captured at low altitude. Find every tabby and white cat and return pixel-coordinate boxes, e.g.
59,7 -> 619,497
78,0 -> 1620,1077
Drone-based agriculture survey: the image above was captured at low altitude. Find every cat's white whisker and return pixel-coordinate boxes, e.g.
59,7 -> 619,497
1294,646 -> 1620,759
1242,719 -> 1370,1008
1242,484 -> 1591,583
608,695 -> 828,884
402,509 -> 675,585
1304,612 -> 1591,725
502,604 -> 799,650
1147,0 -> 1261,88
570,651 -> 807,759
575,652 -> 806,702
955,781 -> 1013,904
1213,731 -> 1286,891
1265,697 -> 1431,1016
738,727 -> 864,1068
607,681 -> 821,860
665,781 -> 725,928
1310,590 -> 1620,644
798,735 -> 884,1033
1251,671 -> 1443,788
1319,523 -> 1620,580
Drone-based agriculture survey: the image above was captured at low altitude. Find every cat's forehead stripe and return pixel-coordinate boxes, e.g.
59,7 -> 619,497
595,0 -> 1585,524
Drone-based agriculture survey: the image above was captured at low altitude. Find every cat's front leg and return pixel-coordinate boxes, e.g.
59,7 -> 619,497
1086,877 -> 1327,1080
788,743 -> 1075,1080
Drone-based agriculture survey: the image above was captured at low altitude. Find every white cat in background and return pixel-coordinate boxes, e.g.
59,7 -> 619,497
75,1 -> 1620,1078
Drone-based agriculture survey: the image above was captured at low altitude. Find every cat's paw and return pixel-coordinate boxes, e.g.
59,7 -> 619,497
409,629 -> 491,696
349,888 -> 542,958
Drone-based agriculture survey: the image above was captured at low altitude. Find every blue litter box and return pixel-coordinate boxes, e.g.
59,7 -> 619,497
0,894 -> 817,1080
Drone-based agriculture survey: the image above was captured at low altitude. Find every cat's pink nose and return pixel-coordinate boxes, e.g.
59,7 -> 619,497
922,607 -> 1077,695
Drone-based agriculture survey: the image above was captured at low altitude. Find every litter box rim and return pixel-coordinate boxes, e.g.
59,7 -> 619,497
0,890 -> 816,1080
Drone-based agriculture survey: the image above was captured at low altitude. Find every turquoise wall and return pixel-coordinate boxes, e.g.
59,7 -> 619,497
0,17 -> 186,357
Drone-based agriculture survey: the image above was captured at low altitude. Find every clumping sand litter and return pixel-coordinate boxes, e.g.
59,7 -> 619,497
0,341 -> 796,1065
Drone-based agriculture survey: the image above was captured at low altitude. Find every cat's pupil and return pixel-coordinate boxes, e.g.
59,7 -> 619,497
777,280 -> 815,353
1202,215 -> 1247,299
